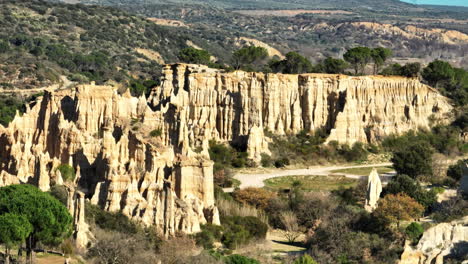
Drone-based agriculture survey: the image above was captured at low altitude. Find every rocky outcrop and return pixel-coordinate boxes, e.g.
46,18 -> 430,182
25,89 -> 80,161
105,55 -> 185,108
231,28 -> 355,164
364,168 -> 382,212
0,64 -> 454,237
148,64 -> 452,162
0,83 -> 218,236
399,216 -> 468,264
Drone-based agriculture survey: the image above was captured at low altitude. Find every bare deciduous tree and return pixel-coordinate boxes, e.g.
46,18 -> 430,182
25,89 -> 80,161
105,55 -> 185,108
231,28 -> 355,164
280,211 -> 302,243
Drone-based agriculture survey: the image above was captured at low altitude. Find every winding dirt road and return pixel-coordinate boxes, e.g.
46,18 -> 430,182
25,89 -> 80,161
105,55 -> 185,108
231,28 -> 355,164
233,163 -> 394,189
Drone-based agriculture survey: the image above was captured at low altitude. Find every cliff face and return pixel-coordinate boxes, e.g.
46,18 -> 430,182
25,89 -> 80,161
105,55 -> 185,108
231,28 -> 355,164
0,84 -> 219,237
0,64 -> 453,237
148,64 -> 452,161
399,216 -> 468,264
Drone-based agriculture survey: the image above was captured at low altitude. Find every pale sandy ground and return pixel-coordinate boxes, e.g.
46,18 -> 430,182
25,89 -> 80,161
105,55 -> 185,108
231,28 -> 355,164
233,163 -> 394,189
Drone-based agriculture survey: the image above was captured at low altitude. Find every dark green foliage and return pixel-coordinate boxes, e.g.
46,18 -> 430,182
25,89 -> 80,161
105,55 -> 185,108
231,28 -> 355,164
150,129 -> 162,137
322,57 -> 348,74
371,47 -> 392,74
382,126 -> 465,156
220,216 -> 268,249
340,142 -> 368,162
85,202 -> 139,234
178,47 -> 211,65
260,153 -> 273,167
49,185 -> 68,206
274,157 -> 290,168
195,224 -> 224,249
224,254 -> 260,264
384,175 -> 437,209
405,222 -> 424,245
421,60 -> 468,106
56,164 -> 75,182
0,213 -> 33,248
447,159 -> 467,183
209,140 -> 249,171
269,52 -> 313,74
400,63 -> 421,77
0,184 -> 73,248
232,46 -> 268,70
0,40 -> 10,53
0,96 -> 25,126
382,62 -> 421,78
307,205 -> 402,264
391,141 -> 434,179
422,60 -> 455,87
344,47 -> 372,75
294,254 -> 318,264
432,195 -> 468,222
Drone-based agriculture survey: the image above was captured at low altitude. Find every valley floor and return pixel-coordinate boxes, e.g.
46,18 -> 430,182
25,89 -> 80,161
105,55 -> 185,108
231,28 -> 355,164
233,163 -> 395,189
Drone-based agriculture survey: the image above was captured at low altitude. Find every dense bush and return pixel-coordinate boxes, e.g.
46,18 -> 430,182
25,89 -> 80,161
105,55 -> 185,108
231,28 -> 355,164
294,254 -> 318,264
391,141 -> 434,179
56,164 -> 76,182
49,185 -> 68,206
447,159 -> 467,183
195,224 -> 224,249
384,174 -> 437,210
85,202 -> 140,234
233,187 -> 276,210
0,95 -> 25,126
221,216 -> 268,249
224,254 -> 260,264
179,47 -> 211,65
405,222 -> 424,245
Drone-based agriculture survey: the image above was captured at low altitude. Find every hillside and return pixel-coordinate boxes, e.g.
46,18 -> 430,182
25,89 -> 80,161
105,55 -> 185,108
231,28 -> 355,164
0,0 -> 234,90
51,0 -> 468,68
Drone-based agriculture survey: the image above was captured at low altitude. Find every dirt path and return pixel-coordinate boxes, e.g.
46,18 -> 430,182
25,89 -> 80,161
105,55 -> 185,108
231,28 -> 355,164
234,163 -> 394,189
0,76 -> 74,95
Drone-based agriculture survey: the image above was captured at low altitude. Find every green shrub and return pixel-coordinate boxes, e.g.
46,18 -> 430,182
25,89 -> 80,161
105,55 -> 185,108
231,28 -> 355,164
221,215 -> 268,249
260,153 -> 273,167
447,159 -> 467,183
49,185 -> 68,206
384,174 -> 437,210
56,164 -> 75,182
149,129 -> 162,137
405,222 -> 424,245
224,254 -> 260,264
274,157 -> 290,168
294,254 -> 318,264
85,202 -> 139,234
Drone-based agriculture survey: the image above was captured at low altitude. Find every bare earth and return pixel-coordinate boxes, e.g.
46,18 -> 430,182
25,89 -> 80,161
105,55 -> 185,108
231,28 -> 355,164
234,163 -> 394,189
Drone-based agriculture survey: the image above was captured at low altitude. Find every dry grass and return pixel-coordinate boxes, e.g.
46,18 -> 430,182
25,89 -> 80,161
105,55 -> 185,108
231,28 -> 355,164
331,166 -> 394,176
264,175 -> 357,192
217,198 -> 269,225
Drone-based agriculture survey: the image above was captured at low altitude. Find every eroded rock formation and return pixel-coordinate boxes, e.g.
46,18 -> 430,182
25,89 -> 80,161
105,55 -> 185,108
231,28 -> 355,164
148,64 -> 452,162
0,64 -> 453,238
0,83 -> 218,237
399,216 -> 468,264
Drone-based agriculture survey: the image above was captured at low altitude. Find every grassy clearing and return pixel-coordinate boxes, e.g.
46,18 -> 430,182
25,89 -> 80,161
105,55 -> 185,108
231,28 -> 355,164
330,166 -> 394,176
264,175 -> 357,192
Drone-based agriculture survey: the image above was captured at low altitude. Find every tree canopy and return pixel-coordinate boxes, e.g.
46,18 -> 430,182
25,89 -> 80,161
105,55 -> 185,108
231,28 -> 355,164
0,184 -> 73,260
371,47 -> 392,74
422,60 -> 455,87
374,193 -> 424,227
344,47 -> 372,75
178,47 -> 211,65
232,46 -> 268,70
269,52 -> 313,74
391,141 -> 434,179
322,57 -> 348,74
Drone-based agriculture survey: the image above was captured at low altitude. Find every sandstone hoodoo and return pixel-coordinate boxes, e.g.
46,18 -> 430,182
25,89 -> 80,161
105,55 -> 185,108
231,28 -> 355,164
0,64 -> 452,237
0,83 -> 219,237
149,64 -> 452,162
